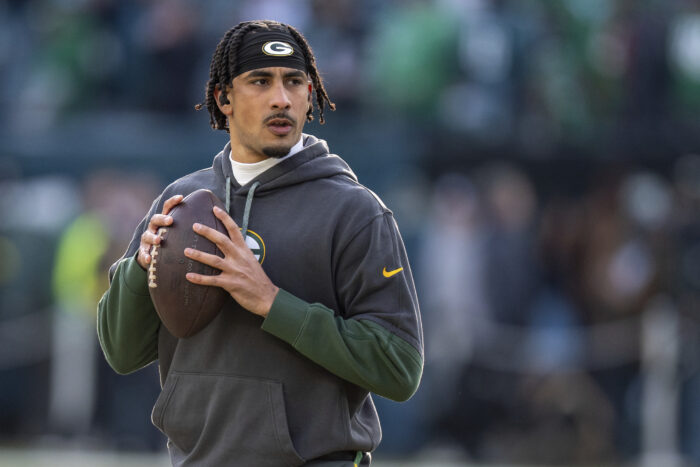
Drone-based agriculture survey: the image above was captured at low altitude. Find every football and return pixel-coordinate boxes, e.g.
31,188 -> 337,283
148,189 -> 229,338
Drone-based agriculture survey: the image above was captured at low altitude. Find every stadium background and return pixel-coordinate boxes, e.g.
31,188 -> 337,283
1,0 -> 700,465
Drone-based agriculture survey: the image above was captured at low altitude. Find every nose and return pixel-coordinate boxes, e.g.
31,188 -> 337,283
270,81 -> 291,110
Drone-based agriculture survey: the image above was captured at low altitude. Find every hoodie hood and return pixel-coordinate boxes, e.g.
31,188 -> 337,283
213,134 -> 357,196
211,133 -> 358,237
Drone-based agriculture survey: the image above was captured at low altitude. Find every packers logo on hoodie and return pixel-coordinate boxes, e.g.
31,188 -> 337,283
242,229 -> 265,264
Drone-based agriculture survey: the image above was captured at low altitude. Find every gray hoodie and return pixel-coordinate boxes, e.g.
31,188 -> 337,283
97,134 -> 423,466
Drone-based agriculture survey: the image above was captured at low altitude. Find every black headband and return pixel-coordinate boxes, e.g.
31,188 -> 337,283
233,29 -> 307,78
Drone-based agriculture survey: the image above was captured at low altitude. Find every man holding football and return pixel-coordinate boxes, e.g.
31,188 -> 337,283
98,20 -> 423,466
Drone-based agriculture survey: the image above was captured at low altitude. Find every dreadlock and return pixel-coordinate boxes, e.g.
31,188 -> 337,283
286,25 -> 336,124
195,20 -> 336,132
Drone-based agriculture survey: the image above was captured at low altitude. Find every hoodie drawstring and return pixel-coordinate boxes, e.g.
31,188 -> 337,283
225,176 -> 231,213
241,181 -> 260,238
225,177 -> 260,240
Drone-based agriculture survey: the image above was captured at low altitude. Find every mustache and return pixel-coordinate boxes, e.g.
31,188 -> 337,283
263,112 -> 297,126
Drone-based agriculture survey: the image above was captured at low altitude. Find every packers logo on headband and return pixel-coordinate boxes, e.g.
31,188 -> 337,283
263,41 -> 294,57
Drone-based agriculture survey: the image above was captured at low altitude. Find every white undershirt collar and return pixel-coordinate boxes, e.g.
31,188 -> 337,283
229,136 -> 304,186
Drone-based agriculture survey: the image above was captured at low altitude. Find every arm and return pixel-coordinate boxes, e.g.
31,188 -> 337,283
262,212 -> 423,401
97,255 -> 160,374
97,194 -> 183,374
262,290 -> 422,402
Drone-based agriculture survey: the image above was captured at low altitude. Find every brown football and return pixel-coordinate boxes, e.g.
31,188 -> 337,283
147,189 -> 229,338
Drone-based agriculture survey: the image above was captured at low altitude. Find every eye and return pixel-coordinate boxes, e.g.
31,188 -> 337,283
287,77 -> 305,86
251,78 -> 268,86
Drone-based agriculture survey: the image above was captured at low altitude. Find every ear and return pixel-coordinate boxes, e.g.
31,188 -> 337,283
214,86 -> 233,116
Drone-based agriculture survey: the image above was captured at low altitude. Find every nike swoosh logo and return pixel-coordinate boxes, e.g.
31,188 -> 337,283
382,267 -> 403,278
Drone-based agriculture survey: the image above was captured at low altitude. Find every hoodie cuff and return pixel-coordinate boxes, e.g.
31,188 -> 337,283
261,288 -> 311,346
120,256 -> 151,296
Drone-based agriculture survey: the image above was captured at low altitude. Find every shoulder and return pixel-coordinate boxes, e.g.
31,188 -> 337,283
327,173 -> 391,218
319,174 -> 394,244
158,144 -> 230,203
302,174 -> 393,242
159,167 -> 219,201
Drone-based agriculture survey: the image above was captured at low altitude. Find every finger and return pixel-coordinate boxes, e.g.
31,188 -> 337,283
193,222 -> 236,255
185,272 -> 223,288
162,194 -> 184,215
148,213 -> 174,230
139,245 -> 151,265
212,206 -> 246,246
141,229 -> 162,246
184,247 -> 225,270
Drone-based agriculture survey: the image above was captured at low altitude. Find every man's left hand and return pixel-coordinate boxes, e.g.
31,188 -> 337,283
184,206 -> 279,317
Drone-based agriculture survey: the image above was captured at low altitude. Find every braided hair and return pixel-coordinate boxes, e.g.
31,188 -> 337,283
195,20 -> 335,132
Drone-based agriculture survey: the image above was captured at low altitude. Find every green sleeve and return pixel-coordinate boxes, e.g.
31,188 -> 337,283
97,256 -> 160,374
261,289 -> 423,402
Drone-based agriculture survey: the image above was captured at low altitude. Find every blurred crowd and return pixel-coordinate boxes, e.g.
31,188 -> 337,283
391,156 -> 700,464
3,0 -> 700,141
1,0 -> 700,465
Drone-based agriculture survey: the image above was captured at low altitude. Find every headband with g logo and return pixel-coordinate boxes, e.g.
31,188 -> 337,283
233,30 -> 307,77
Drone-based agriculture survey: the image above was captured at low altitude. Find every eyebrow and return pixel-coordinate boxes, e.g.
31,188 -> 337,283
245,69 -> 307,79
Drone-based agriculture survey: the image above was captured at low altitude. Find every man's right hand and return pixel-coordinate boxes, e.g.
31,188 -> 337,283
137,194 -> 184,269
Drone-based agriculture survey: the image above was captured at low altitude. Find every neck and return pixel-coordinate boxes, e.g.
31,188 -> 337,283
229,135 -> 304,164
229,140 -> 269,163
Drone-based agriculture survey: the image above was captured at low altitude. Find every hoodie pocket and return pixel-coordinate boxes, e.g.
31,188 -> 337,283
151,371 -> 305,467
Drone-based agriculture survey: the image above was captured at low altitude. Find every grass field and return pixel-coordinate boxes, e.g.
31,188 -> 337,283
0,447 -> 547,467
0,446 -> 683,466
0,449 -> 473,467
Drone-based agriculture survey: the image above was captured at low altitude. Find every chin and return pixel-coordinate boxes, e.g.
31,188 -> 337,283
262,145 -> 292,158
